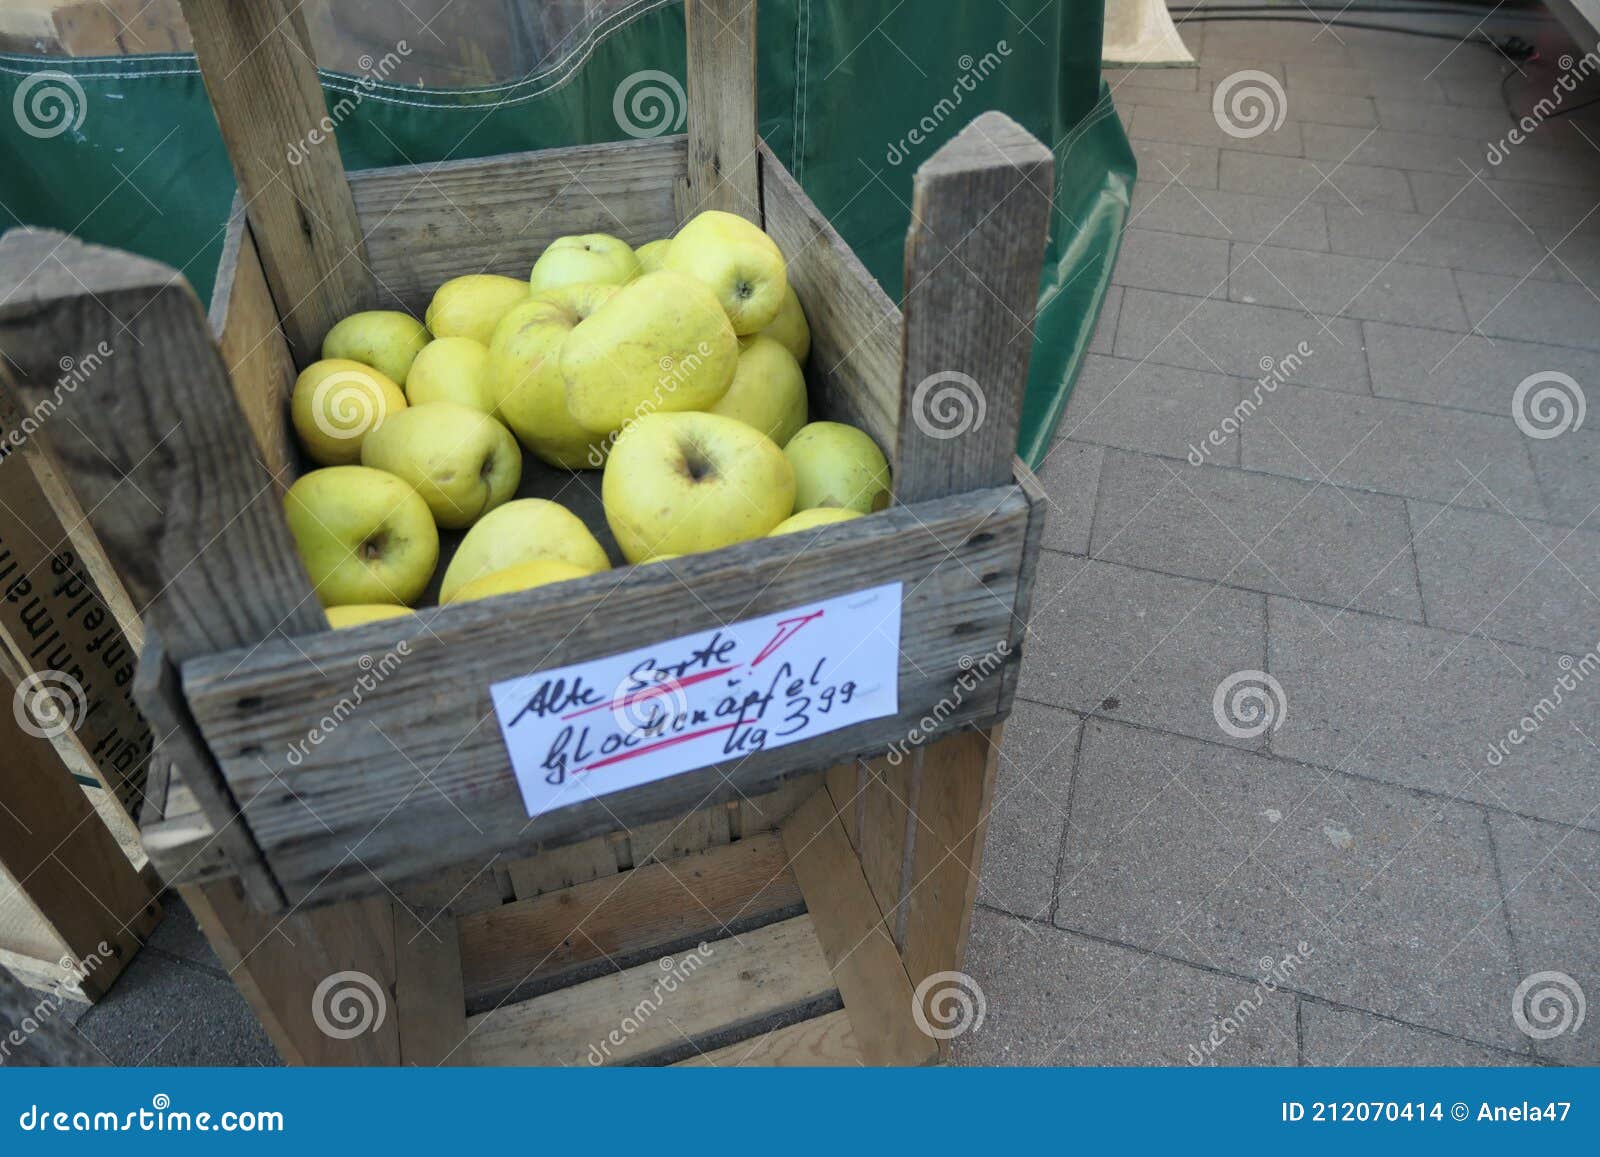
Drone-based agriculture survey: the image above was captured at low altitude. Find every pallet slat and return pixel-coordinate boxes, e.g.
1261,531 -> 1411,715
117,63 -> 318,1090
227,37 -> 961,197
675,1008 -> 861,1067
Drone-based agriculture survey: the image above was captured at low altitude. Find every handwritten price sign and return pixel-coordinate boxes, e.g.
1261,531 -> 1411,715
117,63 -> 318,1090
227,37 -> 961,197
490,582 -> 903,819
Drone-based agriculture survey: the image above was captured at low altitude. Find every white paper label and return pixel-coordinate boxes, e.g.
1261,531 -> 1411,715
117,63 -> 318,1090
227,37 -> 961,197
490,581 -> 903,819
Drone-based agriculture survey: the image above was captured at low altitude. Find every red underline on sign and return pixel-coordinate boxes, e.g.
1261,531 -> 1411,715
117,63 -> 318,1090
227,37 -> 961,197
572,719 -> 748,775
561,666 -> 737,720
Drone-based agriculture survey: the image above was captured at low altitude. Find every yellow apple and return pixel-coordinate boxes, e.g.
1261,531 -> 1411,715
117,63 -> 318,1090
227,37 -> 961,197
709,335 -> 809,447
442,559 -> 593,604
285,466 -> 439,606
291,358 -> 407,466
665,210 -> 788,335
602,412 -> 795,563
326,604 -> 416,629
785,421 -> 892,513
769,508 -> 863,535
425,274 -> 530,345
406,337 -> 494,412
439,498 -> 610,602
487,286 -> 618,469
635,238 -> 673,273
760,285 -> 811,364
359,401 -> 522,530
529,233 -> 641,293
562,271 -> 739,434
322,311 -> 430,387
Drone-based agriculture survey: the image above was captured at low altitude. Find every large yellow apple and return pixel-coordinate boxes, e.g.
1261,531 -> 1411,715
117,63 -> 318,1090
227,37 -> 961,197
709,335 -> 809,447
562,271 -> 739,434
322,311 -> 430,387
443,559 -> 592,604
769,508 -> 862,535
664,210 -> 788,335
291,358 -> 407,466
529,233 -> 641,293
406,337 -> 494,412
439,499 -> 610,602
359,402 -> 522,529
602,412 -> 795,563
326,604 -> 415,629
785,421 -> 892,513
286,467 -> 439,606
761,285 -> 811,364
487,286 -> 618,469
425,274 -> 530,345
635,238 -> 673,273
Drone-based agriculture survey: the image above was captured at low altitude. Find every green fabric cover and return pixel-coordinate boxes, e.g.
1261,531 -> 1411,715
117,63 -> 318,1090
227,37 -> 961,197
0,0 -> 1132,466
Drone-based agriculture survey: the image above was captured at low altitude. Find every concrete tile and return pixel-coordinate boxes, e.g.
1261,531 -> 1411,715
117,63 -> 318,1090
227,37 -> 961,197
1240,382 -> 1548,517
1407,169 -> 1600,232
1090,451 -> 1423,620
1115,288 -> 1369,394
1289,66 -> 1446,102
975,701 -> 1082,921
146,890 -> 223,973
1285,90 -> 1377,129
1112,227 -> 1231,297
1107,66 -> 1199,93
76,951 -> 280,1065
1410,500 -> 1600,654
1059,355 -> 1243,464
1132,138 -> 1220,189
1457,271 -> 1600,352
1130,105 -> 1306,157
1301,1002 -> 1535,1066
1375,97 -> 1521,139
1535,227 -> 1600,285
1364,321 -> 1600,416
1219,150 -> 1416,211
1129,183 -> 1329,250
1057,718 -> 1527,1048
1203,23 -> 1352,66
1034,439 -> 1103,555
1089,284 -> 1122,356
1325,205 -> 1554,279
1230,244 -> 1468,330
953,908 -> 1299,1066
1268,596 -> 1600,829
1529,429 -> 1600,528
1018,554 -> 1267,746
1112,82 -> 1213,112
1305,123 -> 1586,187
1489,814 -> 1600,1063
1439,71 -> 1517,108
1196,56 -> 1285,89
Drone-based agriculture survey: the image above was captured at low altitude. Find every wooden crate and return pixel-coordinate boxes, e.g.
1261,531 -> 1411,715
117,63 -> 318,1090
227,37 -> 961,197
0,0 -> 1052,1064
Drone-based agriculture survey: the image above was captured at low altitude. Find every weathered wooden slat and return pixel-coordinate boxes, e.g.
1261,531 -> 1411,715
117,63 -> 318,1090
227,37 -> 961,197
627,805 -> 732,867
675,1007 -> 861,1067
855,755 -> 917,946
733,770 -> 825,837
897,111 -> 1054,503
505,836 -> 622,901
679,0 -> 760,221
394,905 -> 467,1067
180,485 -> 1028,905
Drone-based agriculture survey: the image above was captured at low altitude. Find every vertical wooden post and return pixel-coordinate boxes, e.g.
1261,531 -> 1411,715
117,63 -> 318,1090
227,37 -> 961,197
179,0 -> 374,361
680,0 -> 761,222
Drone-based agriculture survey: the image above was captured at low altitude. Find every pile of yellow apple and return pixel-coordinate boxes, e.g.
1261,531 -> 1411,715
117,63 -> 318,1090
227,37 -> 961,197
283,210 -> 892,628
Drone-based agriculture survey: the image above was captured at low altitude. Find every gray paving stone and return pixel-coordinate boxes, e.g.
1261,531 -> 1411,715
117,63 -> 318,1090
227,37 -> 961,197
1457,271 -> 1600,352
1288,66 -> 1446,102
1089,284 -> 1122,355
1324,205 -> 1555,280
1488,813 -> 1600,1063
1111,227 -> 1231,297
1305,123 -> 1586,188
76,951 -> 280,1066
1239,382 -> 1548,517
953,908 -> 1299,1066
1090,451 -> 1423,620
1529,429 -> 1600,528
1112,82 -> 1212,113
1438,71 -> 1517,108
1107,66 -> 1199,93
1407,169 -> 1600,232
1284,89 -> 1377,129
146,890 -> 224,973
1535,226 -> 1600,285
1115,288 -> 1369,393
1230,244 -> 1468,330
1059,355 -> 1243,464
1203,23 -> 1352,66
1130,105 -> 1306,157
1129,183 -> 1329,250
1374,97 -> 1522,140
1219,150 -> 1416,212
1268,596 -> 1600,829
1409,500 -> 1600,653
975,701 -> 1081,921
1301,1001 -> 1535,1066
1034,439 -> 1103,555
1132,138 -> 1221,189
1057,718 -> 1527,1048
1196,55 -> 1285,88
1364,321 -> 1600,416
1018,554 -> 1267,746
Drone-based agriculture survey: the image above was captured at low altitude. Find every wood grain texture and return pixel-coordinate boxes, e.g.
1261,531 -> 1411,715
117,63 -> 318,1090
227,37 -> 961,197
505,836 -> 621,901
0,230 -> 327,665
0,962 -> 105,1064
760,145 -> 901,455
180,0 -> 373,359
897,111 -> 1054,504
734,770 -> 825,837
675,1007 -> 861,1066
180,485 -> 1029,905
680,0 -> 761,221
394,905 -> 467,1067
349,137 -> 687,314
855,755 -> 917,947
